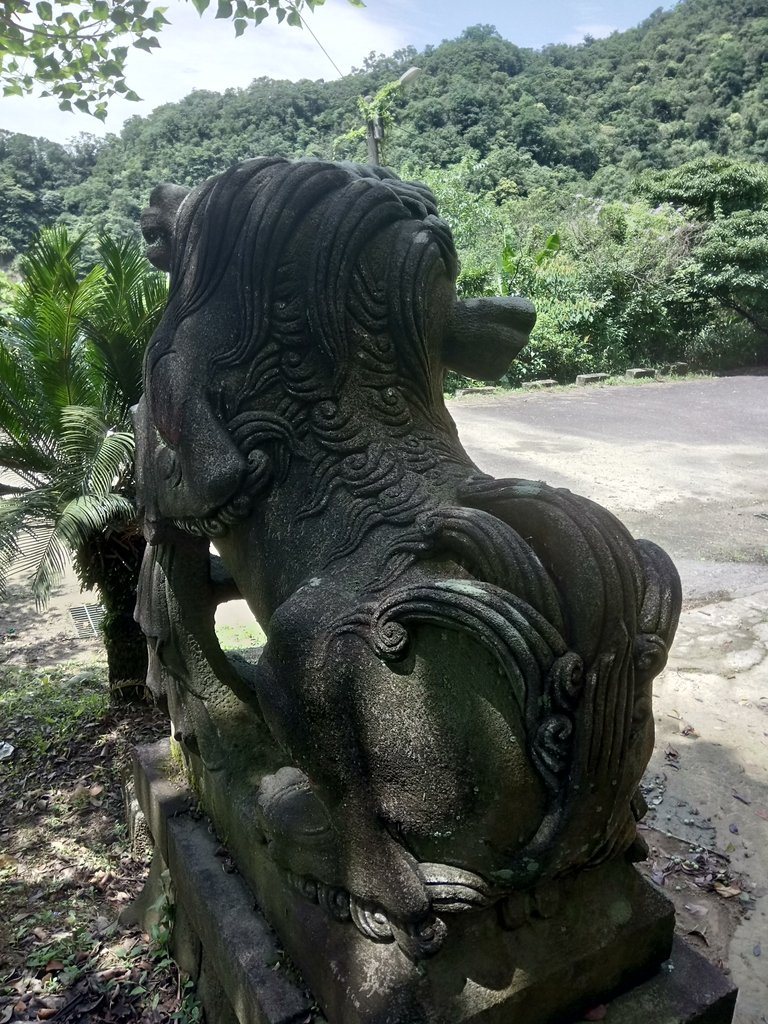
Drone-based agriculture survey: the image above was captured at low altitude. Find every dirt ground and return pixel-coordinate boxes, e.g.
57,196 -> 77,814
0,560 -> 205,1023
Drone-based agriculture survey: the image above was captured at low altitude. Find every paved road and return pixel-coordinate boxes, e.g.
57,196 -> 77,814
450,375 -> 768,600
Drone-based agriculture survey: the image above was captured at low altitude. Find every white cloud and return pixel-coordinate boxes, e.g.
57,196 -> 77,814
8,0 -> 411,144
560,22 -> 618,45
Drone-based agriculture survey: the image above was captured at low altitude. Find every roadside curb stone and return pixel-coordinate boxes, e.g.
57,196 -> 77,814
626,367 -> 656,379
576,373 -> 609,386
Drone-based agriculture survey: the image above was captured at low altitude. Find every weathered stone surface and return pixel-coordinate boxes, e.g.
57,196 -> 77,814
525,378 -> 558,388
117,847 -> 168,931
576,372 -> 610,385
625,367 -> 656,379
595,936 -> 738,1024
170,900 -> 202,981
130,739 -> 191,863
131,158 -> 708,1020
196,957 -> 240,1024
167,812 -> 313,1024
455,386 -> 498,397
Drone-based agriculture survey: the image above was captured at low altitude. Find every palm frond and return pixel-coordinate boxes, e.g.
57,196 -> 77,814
59,405 -> 135,496
0,341 -> 60,460
81,235 -> 167,414
0,226 -> 159,609
23,493 -> 135,607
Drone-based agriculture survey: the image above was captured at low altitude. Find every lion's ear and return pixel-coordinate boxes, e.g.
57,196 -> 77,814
140,183 -> 191,271
442,296 -> 536,381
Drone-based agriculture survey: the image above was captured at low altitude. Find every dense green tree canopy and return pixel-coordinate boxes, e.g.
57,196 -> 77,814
1,0 -> 763,263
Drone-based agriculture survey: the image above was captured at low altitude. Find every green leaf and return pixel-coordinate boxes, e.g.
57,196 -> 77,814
286,8 -> 301,26
191,0 -> 210,13
216,0 -> 233,16
35,1 -> 53,19
253,8 -> 268,23
133,36 -> 160,51
233,17 -> 247,34
346,0 -> 365,7
534,233 -> 561,266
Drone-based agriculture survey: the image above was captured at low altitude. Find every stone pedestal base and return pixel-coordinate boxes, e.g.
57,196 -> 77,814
603,937 -> 737,1023
128,739 -> 737,1024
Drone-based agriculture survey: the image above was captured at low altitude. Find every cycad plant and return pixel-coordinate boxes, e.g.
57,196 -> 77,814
0,227 -> 167,697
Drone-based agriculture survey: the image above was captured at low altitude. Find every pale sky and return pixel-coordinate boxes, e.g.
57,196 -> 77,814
3,0 -> 676,145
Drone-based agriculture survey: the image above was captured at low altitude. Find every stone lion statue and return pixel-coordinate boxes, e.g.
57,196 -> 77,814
135,158 -> 681,962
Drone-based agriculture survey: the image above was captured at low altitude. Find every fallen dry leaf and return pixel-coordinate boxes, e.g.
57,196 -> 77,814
37,1010 -> 57,1021
97,967 -> 127,981
713,882 -> 742,899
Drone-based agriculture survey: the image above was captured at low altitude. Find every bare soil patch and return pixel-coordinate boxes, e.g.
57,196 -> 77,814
0,567 -> 201,1024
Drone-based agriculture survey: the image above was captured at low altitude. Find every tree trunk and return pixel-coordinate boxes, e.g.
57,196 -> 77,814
102,606 -> 149,703
75,526 -> 149,704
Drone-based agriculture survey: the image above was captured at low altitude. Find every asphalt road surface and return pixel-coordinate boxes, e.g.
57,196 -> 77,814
450,374 -> 768,602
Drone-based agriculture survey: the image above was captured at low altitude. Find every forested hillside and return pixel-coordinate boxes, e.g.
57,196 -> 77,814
1,0 -> 765,251
2,0 -> 767,378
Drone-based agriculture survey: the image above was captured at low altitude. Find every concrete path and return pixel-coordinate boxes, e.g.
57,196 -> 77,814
451,375 -> 768,1024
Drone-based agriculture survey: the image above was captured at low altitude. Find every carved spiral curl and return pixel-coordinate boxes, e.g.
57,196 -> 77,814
310,400 -> 361,450
390,914 -> 448,961
370,618 -> 411,661
548,651 -> 585,709
317,883 -> 351,921
349,900 -> 394,942
286,871 -> 319,904
634,633 -> 667,678
533,714 -> 573,775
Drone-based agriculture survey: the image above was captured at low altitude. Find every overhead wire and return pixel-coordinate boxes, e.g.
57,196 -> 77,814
290,1 -> 345,79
